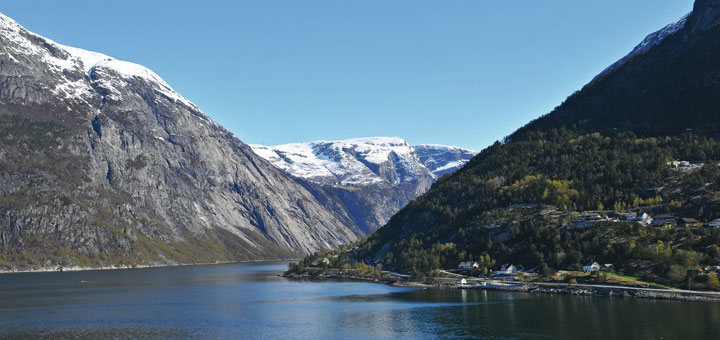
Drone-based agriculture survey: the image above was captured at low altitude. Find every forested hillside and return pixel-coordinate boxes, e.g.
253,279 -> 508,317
353,131 -> 720,286
291,0 -> 720,288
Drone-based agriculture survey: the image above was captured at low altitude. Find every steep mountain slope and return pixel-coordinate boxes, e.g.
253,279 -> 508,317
251,138 -> 475,233
413,144 -> 477,178
512,0 -> 720,140
593,13 -> 689,81
314,0 -> 720,288
0,12 -> 364,270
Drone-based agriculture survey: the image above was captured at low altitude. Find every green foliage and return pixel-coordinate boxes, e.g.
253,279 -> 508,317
290,22 -> 720,289
538,262 -> 551,276
332,130 -> 720,288
707,272 -> 720,290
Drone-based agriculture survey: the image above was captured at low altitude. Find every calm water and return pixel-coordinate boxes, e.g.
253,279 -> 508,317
1,262 -> 719,339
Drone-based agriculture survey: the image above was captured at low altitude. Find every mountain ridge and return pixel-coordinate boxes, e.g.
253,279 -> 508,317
0,11 -> 366,270
251,137 -> 475,186
298,0 -> 720,289
251,137 -> 475,234
510,0 -> 720,142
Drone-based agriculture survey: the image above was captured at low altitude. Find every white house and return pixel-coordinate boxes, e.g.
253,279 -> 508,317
497,264 -> 516,275
627,212 -> 652,226
458,261 -> 479,270
627,212 -> 650,221
583,262 -> 601,272
710,219 -> 720,228
457,278 -> 467,285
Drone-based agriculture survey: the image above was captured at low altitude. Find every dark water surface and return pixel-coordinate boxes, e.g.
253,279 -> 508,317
1,262 -> 719,339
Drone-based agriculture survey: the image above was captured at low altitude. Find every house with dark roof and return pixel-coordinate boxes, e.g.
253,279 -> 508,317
652,214 -> 677,226
678,217 -> 700,228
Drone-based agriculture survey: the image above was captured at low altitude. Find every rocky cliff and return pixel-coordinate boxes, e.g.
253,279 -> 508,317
0,12 -> 364,270
251,138 -> 475,233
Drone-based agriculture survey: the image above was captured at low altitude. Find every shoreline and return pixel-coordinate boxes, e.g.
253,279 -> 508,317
8,262 -> 720,303
285,272 -> 720,303
457,281 -> 720,303
0,258 -> 298,275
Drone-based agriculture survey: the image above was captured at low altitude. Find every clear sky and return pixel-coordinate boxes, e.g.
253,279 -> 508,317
2,1 -> 693,151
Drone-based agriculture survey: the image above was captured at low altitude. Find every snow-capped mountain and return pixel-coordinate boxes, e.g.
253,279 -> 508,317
251,137 -> 475,187
413,144 -> 477,178
251,138 -> 475,233
0,11 -> 369,270
0,13 -> 198,110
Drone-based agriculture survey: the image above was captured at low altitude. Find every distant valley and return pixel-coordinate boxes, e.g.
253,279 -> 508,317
0,11 -> 472,271
251,137 -> 474,233
291,0 -> 720,291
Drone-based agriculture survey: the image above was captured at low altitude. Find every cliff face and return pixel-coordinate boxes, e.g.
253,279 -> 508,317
251,138 -> 475,233
0,12 -> 363,270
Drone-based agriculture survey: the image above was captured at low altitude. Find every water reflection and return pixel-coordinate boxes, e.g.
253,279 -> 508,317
0,262 -> 718,340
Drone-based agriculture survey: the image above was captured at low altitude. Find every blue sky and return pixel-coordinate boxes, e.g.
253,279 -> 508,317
3,1 -> 693,151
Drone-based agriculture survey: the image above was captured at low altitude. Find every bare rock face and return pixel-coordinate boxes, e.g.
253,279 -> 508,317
251,138 -> 476,234
0,12 -> 363,270
413,144 -> 477,178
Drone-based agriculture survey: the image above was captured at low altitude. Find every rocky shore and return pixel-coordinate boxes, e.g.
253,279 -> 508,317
0,259 -> 298,275
526,285 -> 720,302
285,272 -> 720,303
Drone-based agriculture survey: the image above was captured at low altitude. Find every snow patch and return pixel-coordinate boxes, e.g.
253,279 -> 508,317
251,137 -> 476,186
0,11 -> 198,110
594,13 -> 689,81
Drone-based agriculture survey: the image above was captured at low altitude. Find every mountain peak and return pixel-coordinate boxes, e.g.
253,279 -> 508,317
250,137 -> 475,234
688,0 -> 720,32
0,11 -> 197,109
251,137 -> 476,186
250,137 -> 420,186
1,11 -> 372,262
694,0 -> 720,11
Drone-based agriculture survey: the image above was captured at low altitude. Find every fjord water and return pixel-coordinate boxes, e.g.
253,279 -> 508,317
1,262 -> 718,340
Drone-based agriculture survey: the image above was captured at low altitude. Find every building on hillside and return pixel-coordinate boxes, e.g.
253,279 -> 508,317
626,212 -> 650,221
667,160 -> 704,170
667,160 -> 690,168
578,213 -> 603,222
568,212 -> 610,229
678,217 -> 700,228
626,212 -> 652,225
583,262 -> 600,272
652,214 -> 677,226
709,219 -> 720,228
496,264 -> 516,275
458,261 -> 479,270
